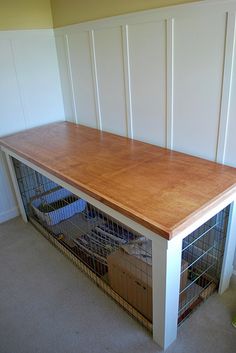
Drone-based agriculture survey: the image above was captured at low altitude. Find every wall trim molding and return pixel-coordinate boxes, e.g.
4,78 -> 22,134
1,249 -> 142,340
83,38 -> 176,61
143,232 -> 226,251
0,206 -> 19,224
216,11 -> 236,164
89,30 -> 103,130
54,1 -> 236,34
0,29 -> 54,39
65,34 -> 79,124
122,25 -> 133,138
166,18 -> 174,149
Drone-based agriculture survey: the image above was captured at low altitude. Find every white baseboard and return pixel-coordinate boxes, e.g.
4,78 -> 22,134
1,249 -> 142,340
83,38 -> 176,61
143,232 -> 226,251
0,207 -> 19,224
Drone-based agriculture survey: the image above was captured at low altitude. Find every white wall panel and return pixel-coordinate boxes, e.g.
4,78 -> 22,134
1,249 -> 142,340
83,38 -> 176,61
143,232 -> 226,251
128,21 -> 166,146
12,35 -> 64,129
173,13 -> 226,160
67,32 -> 97,128
0,30 -> 65,223
55,35 -> 75,122
0,40 -> 25,136
225,55 -> 236,167
94,27 -> 127,136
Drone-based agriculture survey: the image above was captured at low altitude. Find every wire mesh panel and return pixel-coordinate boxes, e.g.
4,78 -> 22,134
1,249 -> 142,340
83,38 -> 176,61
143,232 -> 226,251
178,207 -> 229,324
12,157 -> 229,330
12,158 -> 153,328
13,158 -> 57,214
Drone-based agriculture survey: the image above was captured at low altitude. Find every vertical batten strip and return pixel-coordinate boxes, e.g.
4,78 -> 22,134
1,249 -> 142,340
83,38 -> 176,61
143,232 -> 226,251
65,34 -> 79,124
89,30 -> 102,130
122,25 -> 134,139
216,11 -> 236,164
166,18 -> 175,150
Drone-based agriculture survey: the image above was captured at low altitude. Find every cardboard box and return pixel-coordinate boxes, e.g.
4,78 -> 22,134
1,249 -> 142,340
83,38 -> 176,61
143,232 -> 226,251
107,249 -> 188,321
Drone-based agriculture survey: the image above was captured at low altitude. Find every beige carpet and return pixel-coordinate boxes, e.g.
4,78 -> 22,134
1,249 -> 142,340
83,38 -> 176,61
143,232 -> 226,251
0,217 -> 235,353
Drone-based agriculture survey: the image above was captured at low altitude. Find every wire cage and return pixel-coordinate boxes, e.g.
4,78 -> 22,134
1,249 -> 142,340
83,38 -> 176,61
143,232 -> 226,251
12,158 -> 153,329
12,158 -> 229,330
178,208 -> 229,324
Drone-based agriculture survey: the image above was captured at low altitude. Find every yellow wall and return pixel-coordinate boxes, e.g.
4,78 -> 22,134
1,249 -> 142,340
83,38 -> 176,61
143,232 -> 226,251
0,0 -> 53,30
51,0 -> 200,28
0,0 -> 201,30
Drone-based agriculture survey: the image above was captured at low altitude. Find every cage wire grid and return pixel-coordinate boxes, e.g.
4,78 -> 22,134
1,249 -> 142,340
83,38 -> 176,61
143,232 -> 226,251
178,207 -> 229,324
13,158 -> 153,329
12,158 -> 229,329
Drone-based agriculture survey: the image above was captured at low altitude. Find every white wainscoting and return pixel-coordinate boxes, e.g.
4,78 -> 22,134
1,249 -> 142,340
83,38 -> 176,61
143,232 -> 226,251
0,29 -> 65,223
55,0 -> 236,160
54,0 -> 236,267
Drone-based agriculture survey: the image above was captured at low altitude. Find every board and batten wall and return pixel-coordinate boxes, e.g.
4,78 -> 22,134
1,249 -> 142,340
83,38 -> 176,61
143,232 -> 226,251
0,29 -> 65,222
54,0 -> 236,270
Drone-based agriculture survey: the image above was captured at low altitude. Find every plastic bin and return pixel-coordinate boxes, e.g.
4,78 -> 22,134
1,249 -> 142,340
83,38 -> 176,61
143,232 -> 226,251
30,187 -> 86,226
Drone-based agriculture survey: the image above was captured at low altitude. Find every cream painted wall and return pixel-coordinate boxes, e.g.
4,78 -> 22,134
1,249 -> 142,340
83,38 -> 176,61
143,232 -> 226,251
0,0 -> 53,30
50,0 -> 200,28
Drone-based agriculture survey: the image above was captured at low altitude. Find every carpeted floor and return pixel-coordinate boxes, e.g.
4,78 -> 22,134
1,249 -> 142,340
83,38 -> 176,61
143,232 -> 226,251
0,217 -> 235,353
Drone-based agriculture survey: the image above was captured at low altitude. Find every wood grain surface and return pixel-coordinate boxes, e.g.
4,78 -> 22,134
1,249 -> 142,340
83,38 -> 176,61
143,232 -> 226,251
1,121 -> 236,239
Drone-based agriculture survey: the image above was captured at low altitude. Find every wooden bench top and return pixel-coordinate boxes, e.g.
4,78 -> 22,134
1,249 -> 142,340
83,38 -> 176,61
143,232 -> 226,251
1,121 -> 236,240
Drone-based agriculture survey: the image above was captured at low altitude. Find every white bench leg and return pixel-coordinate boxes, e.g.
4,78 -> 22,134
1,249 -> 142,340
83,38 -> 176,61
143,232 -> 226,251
219,202 -> 236,294
5,153 -> 28,223
152,235 -> 182,350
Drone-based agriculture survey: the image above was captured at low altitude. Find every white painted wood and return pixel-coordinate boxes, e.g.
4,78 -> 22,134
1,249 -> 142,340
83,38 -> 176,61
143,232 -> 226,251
224,16 -> 236,167
0,29 -> 65,224
122,25 -> 133,138
89,30 -> 102,130
166,18 -> 175,149
173,12 -> 227,160
11,34 -> 64,128
54,34 -> 75,122
0,151 -> 19,223
217,12 -> 236,164
67,31 -> 97,128
93,26 -> 127,136
55,0 -> 236,164
219,202 -> 236,294
152,235 -> 182,349
65,34 -> 79,124
0,39 -> 26,136
5,154 -> 27,223
0,29 -> 55,40
128,21 -> 166,146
